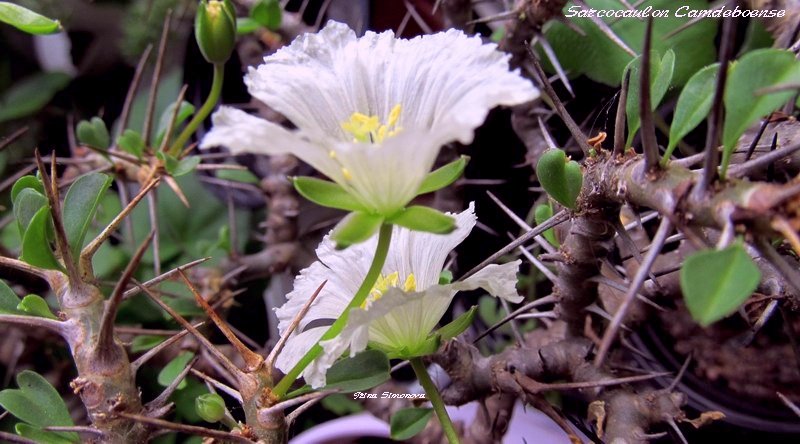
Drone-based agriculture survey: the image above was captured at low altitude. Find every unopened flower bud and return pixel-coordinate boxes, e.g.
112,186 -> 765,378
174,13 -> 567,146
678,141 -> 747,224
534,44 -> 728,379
195,0 -> 236,64
195,393 -> 226,423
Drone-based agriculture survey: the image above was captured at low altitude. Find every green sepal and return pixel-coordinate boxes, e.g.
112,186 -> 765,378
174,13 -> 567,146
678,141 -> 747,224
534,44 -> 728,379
76,117 -> 110,150
416,155 -> 469,195
438,270 -> 453,285
389,335 -> 441,360
331,212 -> 384,249
195,0 -> 237,64
536,149 -> 582,210
387,206 -> 455,234
435,305 -> 477,341
292,176 -> 367,212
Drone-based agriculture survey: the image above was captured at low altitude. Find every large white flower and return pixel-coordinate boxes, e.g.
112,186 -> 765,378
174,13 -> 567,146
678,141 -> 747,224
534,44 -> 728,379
275,203 -> 522,388
201,21 -> 538,216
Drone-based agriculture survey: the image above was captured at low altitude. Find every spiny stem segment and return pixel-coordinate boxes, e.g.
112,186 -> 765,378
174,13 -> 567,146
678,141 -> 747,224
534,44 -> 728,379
410,357 -> 461,444
272,223 -> 394,398
639,18 -> 660,171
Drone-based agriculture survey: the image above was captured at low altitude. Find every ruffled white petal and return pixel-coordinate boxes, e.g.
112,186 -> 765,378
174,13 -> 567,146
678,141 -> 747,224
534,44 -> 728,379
245,20 -> 538,144
450,260 -> 523,303
383,203 -> 477,288
200,107 -> 345,183
274,231 -> 379,376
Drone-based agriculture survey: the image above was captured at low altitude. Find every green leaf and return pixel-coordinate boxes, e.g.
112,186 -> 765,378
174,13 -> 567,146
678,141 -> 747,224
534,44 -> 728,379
0,2 -> 61,34
542,0 -> 715,86
117,129 -> 145,158
131,335 -> 166,352
20,206 -> 62,271
416,156 -> 469,195
158,351 -> 194,390
324,350 -> 390,393
236,17 -> 260,35
625,50 -> 675,146
11,175 -> 44,202
17,295 -> 56,319
331,212 -> 383,249
534,203 -> 559,247
0,370 -> 77,443
250,0 -> 281,30
13,187 -> 48,239
680,243 -> 761,327
0,280 -> 22,314
722,48 -> 800,177
76,117 -> 110,150
535,149 -> 582,210
215,169 -> 259,184
321,393 -> 363,415
16,423 -> 75,444
293,176 -> 366,212
436,306 -> 477,341
0,72 -> 71,123
63,173 -> 113,258
387,206 -> 456,234
664,63 -> 719,162
156,100 -> 196,146
390,407 -> 433,440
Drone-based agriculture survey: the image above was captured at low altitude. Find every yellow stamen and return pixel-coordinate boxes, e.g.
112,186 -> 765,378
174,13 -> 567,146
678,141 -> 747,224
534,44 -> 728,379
329,150 -> 337,159
362,271 -> 416,308
341,168 -> 353,181
341,104 -> 403,144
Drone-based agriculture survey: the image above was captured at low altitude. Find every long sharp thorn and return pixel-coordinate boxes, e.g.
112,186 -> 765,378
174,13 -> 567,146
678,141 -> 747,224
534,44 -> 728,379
473,296 -> 557,343
118,45 -> 152,136
667,354 -> 692,391
81,178 -> 160,267
487,191 -> 557,254
265,280 -> 328,371
116,413 -> 253,443
534,35 -> 574,97
639,18 -> 659,170
615,69 -> 631,155
697,10 -> 736,194
526,54 -> 593,156
595,217 -> 672,366
778,392 -> 800,418
177,269 -> 263,372
744,118 -> 770,161
34,151 -> 80,284
122,257 -> 210,300
460,210 -> 569,281
136,281 -> 246,380
0,126 -> 28,152
574,0 -> 636,56
131,321 -> 206,372
147,356 -> 198,410
97,231 -> 155,360
190,368 -> 242,402
142,9 -> 172,146
158,85 -> 188,152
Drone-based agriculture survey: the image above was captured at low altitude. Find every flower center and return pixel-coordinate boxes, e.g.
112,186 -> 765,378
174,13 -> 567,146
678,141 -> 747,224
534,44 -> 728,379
341,104 -> 402,144
362,271 -> 416,308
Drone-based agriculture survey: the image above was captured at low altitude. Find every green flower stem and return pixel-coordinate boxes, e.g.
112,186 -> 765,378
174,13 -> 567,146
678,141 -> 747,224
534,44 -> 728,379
410,357 -> 460,444
272,223 -> 393,398
168,63 -> 224,156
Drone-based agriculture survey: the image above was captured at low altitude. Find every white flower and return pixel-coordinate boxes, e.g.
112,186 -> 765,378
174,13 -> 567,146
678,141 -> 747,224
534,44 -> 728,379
201,21 -> 538,216
275,203 -> 522,388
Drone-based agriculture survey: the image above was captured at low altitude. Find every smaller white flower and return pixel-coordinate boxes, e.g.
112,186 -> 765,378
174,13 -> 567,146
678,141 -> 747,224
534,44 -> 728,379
275,203 -> 522,388
201,21 -> 538,216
